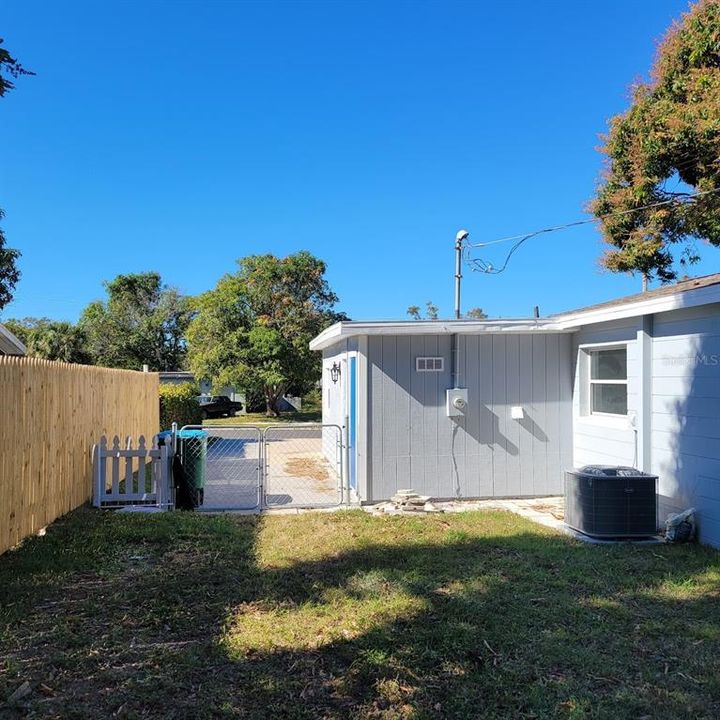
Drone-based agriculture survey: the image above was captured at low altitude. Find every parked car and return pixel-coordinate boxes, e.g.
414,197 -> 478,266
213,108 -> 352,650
197,395 -> 243,419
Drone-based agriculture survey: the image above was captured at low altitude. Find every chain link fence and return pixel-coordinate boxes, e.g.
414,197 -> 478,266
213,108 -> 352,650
177,423 -> 345,510
264,424 -> 344,508
179,426 -> 262,510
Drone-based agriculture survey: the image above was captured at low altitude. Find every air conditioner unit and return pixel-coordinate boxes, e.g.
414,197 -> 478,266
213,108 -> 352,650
564,466 -> 658,538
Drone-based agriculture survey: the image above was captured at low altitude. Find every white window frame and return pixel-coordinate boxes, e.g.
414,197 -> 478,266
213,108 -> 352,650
416,356 -> 444,372
583,343 -> 628,417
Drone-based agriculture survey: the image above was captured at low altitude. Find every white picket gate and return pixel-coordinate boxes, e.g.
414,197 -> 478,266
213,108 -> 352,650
92,435 -> 173,509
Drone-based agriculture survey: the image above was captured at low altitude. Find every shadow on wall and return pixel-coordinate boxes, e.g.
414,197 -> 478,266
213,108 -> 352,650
658,328 -> 720,546
471,405 -> 519,456
518,412 -> 549,443
386,354 -> 534,458
461,407 -> 548,455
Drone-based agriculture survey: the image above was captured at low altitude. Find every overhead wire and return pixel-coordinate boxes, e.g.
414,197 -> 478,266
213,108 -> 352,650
466,154 -> 715,251
463,185 -> 720,275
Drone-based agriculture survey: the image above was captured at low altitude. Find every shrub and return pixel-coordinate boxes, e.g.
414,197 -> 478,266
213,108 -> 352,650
243,386 -> 266,413
159,382 -> 202,430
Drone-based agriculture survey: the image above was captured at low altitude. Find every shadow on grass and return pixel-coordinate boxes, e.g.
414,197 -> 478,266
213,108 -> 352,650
0,510 -> 719,720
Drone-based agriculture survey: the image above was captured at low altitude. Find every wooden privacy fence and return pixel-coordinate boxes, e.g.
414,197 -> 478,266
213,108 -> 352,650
0,356 -> 159,555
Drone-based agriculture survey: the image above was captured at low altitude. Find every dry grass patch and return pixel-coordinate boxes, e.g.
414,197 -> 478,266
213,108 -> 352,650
284,456 -> 331,485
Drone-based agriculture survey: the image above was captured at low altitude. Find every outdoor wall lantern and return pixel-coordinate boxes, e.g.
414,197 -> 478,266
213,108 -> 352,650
329,362 -> 341,384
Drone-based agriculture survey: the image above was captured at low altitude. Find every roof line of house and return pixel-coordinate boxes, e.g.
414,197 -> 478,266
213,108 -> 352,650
0,323 -> 27,356
552,279 -> 720,329
310,273 -> 720,351
310,319 -> 568,350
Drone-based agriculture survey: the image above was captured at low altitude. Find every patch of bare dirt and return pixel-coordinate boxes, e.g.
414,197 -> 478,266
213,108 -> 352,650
284,457 -> 331,486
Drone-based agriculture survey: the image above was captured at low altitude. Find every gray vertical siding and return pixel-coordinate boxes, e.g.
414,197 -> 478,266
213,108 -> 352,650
572,319 -> 640,468
650,304 -> 720,546
366,333 -> 573,502
320,299 -> 720,548
569,305 -> 720,547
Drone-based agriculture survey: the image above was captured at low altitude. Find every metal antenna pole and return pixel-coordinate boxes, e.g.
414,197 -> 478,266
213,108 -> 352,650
452,230 -> 469,388
454,230 -> 466,320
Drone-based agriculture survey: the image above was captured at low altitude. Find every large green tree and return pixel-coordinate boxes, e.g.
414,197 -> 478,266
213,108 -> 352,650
79,272 -> 192,371
592,0 -> 720,281
3,317 -> 90,363
0,211 -> 20,311
0,39 -> 32,310
188,252 -> 345,416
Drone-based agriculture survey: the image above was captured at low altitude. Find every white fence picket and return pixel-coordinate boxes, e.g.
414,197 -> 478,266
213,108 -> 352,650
92,434 -> 173,509
111,436 -> 121,498
125,436 -> 134,494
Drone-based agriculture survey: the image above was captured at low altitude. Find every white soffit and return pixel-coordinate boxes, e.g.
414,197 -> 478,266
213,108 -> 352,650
309,319 -> 566,351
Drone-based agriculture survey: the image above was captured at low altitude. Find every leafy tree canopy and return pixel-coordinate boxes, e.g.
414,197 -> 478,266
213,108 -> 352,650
592,0 -> 720,281
466,307 -> 488,319
79,272 -> 192,371
0,39 -> 31,309
3,317 -> 90,364
0,210 -> 20,311
407,301 -> 439,320
0,37 -> 33,97
188,252 -> 345,416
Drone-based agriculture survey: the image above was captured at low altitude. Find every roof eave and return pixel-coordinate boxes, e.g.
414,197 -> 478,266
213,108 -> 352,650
553,282 -> 720,329
309,319 -> 568,351
0,324 -> 27,356
310,276 -> 720,352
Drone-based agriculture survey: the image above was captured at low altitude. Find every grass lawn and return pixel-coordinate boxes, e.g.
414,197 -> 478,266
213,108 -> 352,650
203,409 -> 322,427
1,510 -> 719,719
203,393 -> 322,426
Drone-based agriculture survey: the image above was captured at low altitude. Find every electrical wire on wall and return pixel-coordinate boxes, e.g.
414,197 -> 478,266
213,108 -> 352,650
451,421 -> 462,500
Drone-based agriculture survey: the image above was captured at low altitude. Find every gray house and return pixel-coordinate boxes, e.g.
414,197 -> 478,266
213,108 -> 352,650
311,273 -> 720,547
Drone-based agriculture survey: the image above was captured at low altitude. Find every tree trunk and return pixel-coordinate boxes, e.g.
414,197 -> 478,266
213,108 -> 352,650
264,386 -> 284,417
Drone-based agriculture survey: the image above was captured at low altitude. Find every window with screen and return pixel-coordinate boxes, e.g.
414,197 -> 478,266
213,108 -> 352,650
589,346 -> 628,415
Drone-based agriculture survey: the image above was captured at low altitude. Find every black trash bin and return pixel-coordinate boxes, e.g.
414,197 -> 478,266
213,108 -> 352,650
565,465 -> 658,538
177,429 -> 208,506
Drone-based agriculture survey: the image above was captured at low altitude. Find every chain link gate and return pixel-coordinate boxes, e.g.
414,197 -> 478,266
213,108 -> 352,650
263,424 -> 345,508
178,423 -> 346,510
179,425 -> 263,511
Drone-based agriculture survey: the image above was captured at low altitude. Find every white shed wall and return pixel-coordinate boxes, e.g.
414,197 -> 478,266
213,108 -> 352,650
321,344 -> 348,433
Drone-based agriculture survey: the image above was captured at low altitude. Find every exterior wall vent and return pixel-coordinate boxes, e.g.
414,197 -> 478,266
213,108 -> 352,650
416,357 -> 444,372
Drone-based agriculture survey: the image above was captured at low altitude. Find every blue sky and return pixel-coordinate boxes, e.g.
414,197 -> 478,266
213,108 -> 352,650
2,0 -> 716,322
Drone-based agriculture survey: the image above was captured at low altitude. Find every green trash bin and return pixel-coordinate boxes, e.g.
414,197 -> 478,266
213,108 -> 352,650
178,429 -> 208,506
